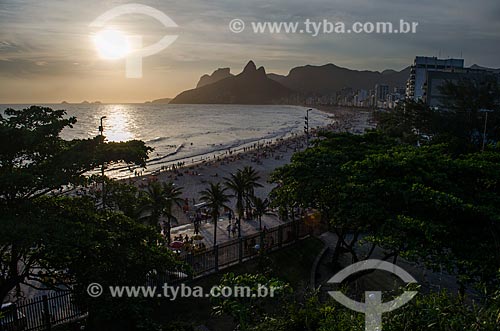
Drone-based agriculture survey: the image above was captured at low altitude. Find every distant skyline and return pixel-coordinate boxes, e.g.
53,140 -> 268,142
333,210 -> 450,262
1,0 -> 500,103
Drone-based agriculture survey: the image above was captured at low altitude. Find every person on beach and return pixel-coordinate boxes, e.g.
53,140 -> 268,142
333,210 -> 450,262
194,216 -> 201,235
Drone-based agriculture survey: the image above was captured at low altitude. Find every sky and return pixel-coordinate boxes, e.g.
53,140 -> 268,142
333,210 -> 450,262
1,0 -> 499,103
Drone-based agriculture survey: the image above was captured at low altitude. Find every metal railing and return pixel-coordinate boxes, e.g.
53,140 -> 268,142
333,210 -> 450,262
183,219 -> 311,276
1,220 -> 312,330
0,292 -> 85,331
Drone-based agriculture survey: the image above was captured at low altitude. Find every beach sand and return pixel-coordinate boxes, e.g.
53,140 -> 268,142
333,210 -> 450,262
136,107 -> 375,246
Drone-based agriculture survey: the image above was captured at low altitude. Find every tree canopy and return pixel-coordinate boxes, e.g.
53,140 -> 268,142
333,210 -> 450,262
271,131 -> 500,291
0,106 -> 179,330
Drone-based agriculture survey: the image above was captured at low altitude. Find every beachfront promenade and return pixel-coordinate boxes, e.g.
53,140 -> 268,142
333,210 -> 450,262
162,109 -> 375,241
170,211 -> 283,247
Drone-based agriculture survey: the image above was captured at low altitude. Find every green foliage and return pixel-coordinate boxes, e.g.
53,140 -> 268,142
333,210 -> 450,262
0,195 -> 180,330
212,273 -> 292,330
252,290 -> 500,331
271,132 -> 500,290
200,182 -> 232,246
377,77 -> 500,151
225,166 -> 263,222
138,181 -> 184,242
225,170 -> 248,220
104,179 -> 148,219
0,106 -> 179,330
270,131 -> 396,230
439,75 -> 500,114
376,100 -> 435,144
251,196 -> 271,230
0,106 -> 151,202
161,321 -> 195,331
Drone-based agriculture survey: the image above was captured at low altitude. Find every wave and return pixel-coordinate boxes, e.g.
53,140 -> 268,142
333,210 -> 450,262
147,143 -> 184,163
146,136 -> 170,143
109,143 -> 184,173
142,126 -> 297,168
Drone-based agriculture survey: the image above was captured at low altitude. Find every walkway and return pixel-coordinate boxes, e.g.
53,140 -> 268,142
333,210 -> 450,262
170,213 -> 283,247
314,232 -> 465,298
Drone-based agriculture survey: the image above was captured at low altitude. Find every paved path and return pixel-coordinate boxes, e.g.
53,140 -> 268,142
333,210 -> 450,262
170,213 -> 283,247
315,232 -> 464,296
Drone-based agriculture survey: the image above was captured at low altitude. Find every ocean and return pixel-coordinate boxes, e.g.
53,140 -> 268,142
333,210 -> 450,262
2,104 -> 333,178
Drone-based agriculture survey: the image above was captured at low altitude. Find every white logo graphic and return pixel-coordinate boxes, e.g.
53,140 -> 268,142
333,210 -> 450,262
89,4 -> 178,78
229,19 -> 245,33
87,283 -> 104,298
328,259 -> 418,331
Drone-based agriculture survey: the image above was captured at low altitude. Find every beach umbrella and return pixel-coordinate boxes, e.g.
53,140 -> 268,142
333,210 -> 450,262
170,241 -> 184,249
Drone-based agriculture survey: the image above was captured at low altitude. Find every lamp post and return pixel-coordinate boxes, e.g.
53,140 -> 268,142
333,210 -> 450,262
304,108 -> 311,147
479,109 -> 494,152
237,216 -> 241,238
99,116 -> 107,206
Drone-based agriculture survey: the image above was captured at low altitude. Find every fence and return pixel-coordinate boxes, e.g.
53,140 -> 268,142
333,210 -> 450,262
183,219 -> 311,277
1,220 -> 312,330
0,291 -> 85,331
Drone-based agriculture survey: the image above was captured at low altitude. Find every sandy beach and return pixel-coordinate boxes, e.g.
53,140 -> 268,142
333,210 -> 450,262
132,108 -> 373,208
64,107 -> 374,246
131,107 -> 375,246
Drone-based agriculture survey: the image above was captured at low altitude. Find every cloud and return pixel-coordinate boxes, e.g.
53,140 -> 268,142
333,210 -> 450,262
1,0 -> 499,102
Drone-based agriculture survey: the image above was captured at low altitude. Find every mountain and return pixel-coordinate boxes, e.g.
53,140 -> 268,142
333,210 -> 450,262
268,63 -> 410,94
170,61 -> 293,104
148,98 -> 172,104
196,68 -> 233,88
169,61 -> 411,105
470,64 -> 500,74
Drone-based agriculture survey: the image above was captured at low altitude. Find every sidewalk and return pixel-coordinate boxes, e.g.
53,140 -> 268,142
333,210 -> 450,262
315,232 -> 465,296
170,213 -> 283,247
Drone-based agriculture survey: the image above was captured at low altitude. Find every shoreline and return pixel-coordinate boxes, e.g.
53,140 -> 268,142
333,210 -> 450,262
108,106 -> 331,179
65,107 -> 374,229
119,106 -> 374,180
128,107 -> 374,226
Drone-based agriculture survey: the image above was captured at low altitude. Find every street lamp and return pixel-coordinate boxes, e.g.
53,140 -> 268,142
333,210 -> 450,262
99,116 -> 107,206
99,116 -> 106,136
479,109 -> 494,152
237,216 -> 241,239
304,109 -> 311,147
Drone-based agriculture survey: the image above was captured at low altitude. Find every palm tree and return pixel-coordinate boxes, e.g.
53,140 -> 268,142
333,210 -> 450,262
242,166 -> 263,218
224,171 -> 247,221
140,181 -> 184,243
161,182 -> 184,244
139,182 -> 165,230
252,196 -> 271,230
199,182 -> 231,247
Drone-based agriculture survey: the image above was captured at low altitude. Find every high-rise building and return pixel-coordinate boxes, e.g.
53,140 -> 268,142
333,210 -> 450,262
394,87 -> 406,95
406,56 -> 464,101
405,56 -> 500,108
375,84 -> 389,102
357,89 -> 368,102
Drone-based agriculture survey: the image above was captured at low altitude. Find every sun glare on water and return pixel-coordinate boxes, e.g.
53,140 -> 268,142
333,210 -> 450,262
93,29 -> 130,59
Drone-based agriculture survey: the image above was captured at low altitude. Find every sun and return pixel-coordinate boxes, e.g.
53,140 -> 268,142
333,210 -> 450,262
93,29 -> 131,59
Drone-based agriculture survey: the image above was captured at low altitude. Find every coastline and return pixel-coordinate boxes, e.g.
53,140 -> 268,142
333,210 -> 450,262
61,106 -> 375,247
128,107 -> 374,226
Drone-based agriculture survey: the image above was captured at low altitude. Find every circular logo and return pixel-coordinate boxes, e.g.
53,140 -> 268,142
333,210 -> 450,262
327,260 -> 418,331
229,19 -> 245,33
87,283 -> 104,298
